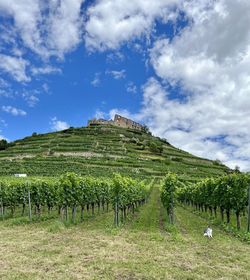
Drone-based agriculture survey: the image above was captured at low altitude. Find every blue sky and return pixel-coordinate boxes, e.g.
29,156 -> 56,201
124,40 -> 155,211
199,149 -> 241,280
0,41 -> 151,139
1,0 -> 250,171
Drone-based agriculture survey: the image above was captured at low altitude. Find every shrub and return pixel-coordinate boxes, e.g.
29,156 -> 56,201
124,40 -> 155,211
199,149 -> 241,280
148,141 -> 163,154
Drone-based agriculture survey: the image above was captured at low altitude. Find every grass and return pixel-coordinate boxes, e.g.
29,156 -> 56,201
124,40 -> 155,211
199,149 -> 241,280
0,186 -> 249,279
181,204 -> 250,243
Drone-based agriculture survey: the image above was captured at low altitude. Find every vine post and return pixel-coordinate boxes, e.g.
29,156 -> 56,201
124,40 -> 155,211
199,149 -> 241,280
248,186 -> 250,232
170,188 -> 174,224
0,185 -> 3,220
114,197 -> 119,226
28,189 -> 32,221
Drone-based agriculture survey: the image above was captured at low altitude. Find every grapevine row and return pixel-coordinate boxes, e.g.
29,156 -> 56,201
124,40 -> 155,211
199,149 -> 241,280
0,173 -> 150,224
177,173 -> 249,230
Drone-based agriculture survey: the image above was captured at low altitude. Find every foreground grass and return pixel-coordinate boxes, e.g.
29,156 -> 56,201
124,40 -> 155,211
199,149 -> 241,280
0,188 -> 250,279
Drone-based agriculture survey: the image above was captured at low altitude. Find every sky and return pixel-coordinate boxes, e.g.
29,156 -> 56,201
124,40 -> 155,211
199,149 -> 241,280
0,0 -> 250,171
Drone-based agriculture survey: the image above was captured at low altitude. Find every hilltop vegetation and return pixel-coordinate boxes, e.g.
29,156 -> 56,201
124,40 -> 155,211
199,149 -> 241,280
0,125 -> 229,181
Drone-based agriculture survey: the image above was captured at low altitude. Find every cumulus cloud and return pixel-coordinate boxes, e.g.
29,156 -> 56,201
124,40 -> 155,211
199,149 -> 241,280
0,78 -> 12,98
50,117 -> 70,131
87,0 -> 250,171
2,105 -> 27,116
106,52 -> 125,63
106,69 -> 126,79
143,0 -> 250,170
135,74 -> 250,170
0,119 -> 7,127
126,81 -> 137,93
0,54 -> 30,82
1,0 -> 250,172
23,94 -> 40,108
109,108 -> 137,121
109,75 -> 250,170
31,66 -> 62,76
0,78 -> 9,88
0,0 -> 84,59
85,0 -> 179,51
91,72 -> 101,87
94,109 -> 107,120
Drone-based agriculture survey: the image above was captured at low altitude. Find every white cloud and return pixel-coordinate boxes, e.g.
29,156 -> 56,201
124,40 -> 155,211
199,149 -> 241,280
0,0 -> 84,59
25,95 -> 39,107
109,108 -> 136,121
142,0 -> 250,170
2,105 -> 27,116
91,72 -> 101,87
20,89 -> 40,107
0,54 -> 30,82
106,69 -> 126,79
31,66 -> 62,76
106,52 -> 125,63
0,78 -> 12,98
50,117 -> 70,131
120,76 -> 250,171
94,109 -> 107,120
85,0 -> 180,51
126,81 -> 137,93
42,83 -> 49,93
0,78 -> 9,88
0,119 -> 7,127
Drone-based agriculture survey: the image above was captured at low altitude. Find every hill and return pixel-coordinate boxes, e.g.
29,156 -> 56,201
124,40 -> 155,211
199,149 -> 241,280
0,125 -> 230,180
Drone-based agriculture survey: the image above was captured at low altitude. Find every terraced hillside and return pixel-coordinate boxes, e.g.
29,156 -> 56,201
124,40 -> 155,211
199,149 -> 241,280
0,125 -> 230,180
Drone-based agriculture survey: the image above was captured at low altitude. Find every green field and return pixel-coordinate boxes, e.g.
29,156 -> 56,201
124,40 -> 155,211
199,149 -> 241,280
1,186 -> 249,280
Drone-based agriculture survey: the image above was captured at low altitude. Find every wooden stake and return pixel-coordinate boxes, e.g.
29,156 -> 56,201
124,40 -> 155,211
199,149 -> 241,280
28,190 -> 32,221
170,190 -> 174,224
0,185 -> 3,220
114,198 -> 119,226
247,186 -> 250,232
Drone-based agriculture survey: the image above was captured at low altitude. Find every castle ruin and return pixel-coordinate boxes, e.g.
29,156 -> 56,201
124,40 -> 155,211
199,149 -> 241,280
88,114 -> 144,131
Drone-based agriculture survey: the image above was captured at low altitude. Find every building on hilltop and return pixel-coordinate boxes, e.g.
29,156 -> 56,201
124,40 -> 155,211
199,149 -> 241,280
87,118 -> 113,127
113,114 -> 143,131
87,114 -> 144,131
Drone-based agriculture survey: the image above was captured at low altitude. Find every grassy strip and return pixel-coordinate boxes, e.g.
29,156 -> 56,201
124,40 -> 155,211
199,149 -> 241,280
180,204 -> 250,243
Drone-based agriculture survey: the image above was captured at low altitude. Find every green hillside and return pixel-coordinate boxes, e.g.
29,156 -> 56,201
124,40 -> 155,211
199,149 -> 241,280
0,125 -> 230,180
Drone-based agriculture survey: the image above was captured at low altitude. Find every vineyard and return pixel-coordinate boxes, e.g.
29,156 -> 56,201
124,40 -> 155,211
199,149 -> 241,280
0,127 -> 250,279
161,173 -> 250,236
0,173 -> 150,225
0,170 -> 250,278
0,125 -> 230,181
1,171 -> 249,235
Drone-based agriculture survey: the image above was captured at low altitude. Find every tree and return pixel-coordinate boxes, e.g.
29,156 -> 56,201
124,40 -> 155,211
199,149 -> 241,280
142,125 -> 151,135
0,139 -> 8,150
234,165 -> 240,173
148,141 -> 163,154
